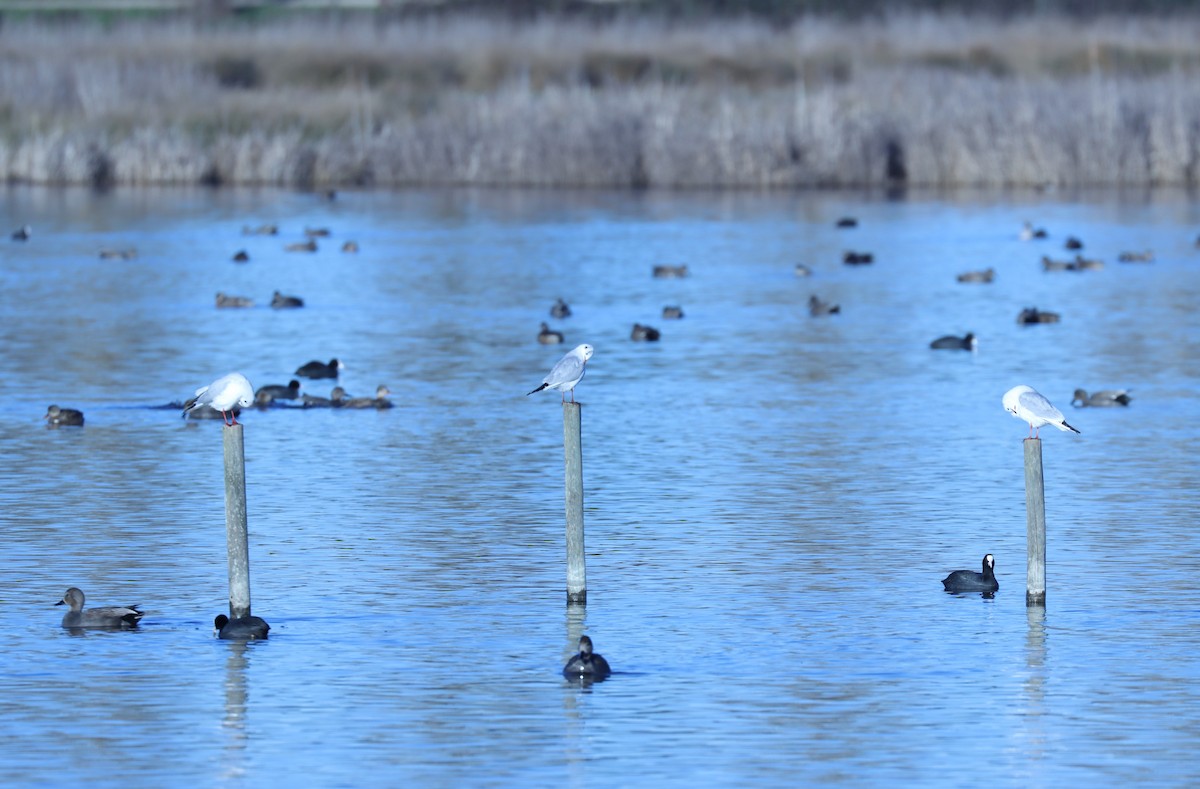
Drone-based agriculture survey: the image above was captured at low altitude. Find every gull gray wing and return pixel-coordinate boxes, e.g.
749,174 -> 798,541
1019,389 -> 1062,420
545,353 -> 584,386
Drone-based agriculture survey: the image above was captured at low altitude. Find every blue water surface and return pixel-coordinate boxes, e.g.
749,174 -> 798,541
0,185 -> 1198,787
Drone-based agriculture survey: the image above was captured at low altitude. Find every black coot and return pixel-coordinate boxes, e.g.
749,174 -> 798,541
942,554 -> 999,593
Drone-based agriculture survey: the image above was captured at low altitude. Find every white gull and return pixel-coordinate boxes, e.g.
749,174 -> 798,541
184,372 -> 255,426
527,344 -> 593,403
1003,385 -> 1080,438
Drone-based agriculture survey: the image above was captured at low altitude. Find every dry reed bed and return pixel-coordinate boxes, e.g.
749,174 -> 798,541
2,12 -> 1200,187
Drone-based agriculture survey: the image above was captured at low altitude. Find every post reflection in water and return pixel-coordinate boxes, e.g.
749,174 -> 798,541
221,641 -> 251,782
1023,606 -> 1048,762
562,602 -> 589,789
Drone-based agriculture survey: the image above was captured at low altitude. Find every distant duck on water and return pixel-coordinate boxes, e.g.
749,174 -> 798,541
808,295 -> 840,316
1020,221 -> 1048,240
255,380 -> 302,403
1017,307 -> 1060,324
343,385 -> 393,409
1072,388 -> 1131,407
538,322 -> 564,345
631,323 -> 661,341
44,405 -> 84,426
216,293 -> 254,308
271,290 -> 304,309
652,264 -> 689,279
303,386 -> 349,408
956,267 -> 994,283
929,332 -> 976,350
285,239 -> 317,253
99,248 -> 137,260
550,298 -> 572,319
295,358 -> 344,379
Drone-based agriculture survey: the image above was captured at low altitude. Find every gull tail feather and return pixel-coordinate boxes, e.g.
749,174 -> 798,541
1060,420 -> 1081,434
527,383 -> 549,396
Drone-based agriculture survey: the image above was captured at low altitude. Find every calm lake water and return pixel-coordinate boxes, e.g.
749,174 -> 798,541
1,185 -> 1198,787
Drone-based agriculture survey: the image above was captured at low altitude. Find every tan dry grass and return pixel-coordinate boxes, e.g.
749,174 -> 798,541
2,12 -> 1200,187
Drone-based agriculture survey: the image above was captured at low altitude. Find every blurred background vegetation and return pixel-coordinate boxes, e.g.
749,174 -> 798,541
2,0 -> 1200,188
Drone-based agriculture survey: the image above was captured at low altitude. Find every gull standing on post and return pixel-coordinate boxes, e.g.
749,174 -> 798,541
1003,385 -> 1080,439
527,344 -> 593,403
183,372 -> 255,426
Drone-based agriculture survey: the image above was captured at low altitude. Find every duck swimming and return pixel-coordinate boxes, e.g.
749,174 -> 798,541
956,267 -> 994,283
343,385 -> 393,409
271,290 -> 304,309
1072,388 -> 1131,407
255,380 -> 302,402
57,587 -> 143,628
562,635 -> 612,679
550,298 -> 572,319
295,358 -> 344,379
216,292 -> 254,308
1017,307 -> 1060,325
652,264 -> 689,279
631,323 -> 661,341
44,405 -> 85,426
538,322 -> 564,345
303,386 -> 349,408
929,332 -> 976,350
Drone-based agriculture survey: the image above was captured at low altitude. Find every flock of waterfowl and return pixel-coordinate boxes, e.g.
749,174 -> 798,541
19,205 -> 1158,661
792,214 -> 1151,592
23,211 -> 603,664
793,215 -> 1141,414
52,575 -> 606,674
537,268 -> 684,347
21,216 -> 394,426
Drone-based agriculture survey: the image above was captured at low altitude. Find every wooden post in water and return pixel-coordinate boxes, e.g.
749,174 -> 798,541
563,402 -> 587,604
1024,438 -> 1047,606
223,424 -> 252,619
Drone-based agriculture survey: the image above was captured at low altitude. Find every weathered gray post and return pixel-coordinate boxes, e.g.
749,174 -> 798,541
223,424 -> 252,619
1024,438 -> 1046,606
563,402 -> 586,604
